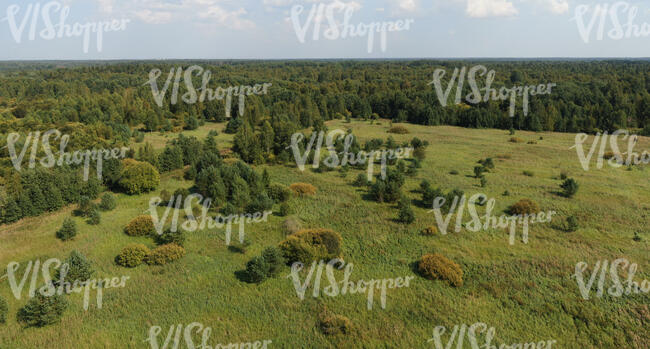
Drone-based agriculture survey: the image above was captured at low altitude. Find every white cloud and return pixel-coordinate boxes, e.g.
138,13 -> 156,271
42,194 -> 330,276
466,0 -> 518,18
92,0 -> 254,30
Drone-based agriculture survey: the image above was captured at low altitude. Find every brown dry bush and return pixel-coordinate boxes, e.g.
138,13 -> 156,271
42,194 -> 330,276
289,183 -> 317,196
418,253 -> 463,287
145,244 -> 186,265
509,199 -> 541,215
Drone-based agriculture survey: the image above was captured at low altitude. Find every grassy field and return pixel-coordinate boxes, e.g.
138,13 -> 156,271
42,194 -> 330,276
0,120 -> 648,348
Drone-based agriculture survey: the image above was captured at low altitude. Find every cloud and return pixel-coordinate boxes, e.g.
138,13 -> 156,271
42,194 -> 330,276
93,0 -> 254,29
465,0 -> 518,18
538,0 -> 569,14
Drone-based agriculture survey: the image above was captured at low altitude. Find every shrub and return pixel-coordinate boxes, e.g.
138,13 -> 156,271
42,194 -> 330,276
565,216 -> 579,232
509,199 -> 540,215
56,218 -> 77,241
421,226 -> 438,236
509,127 -> 515,135
353,174 -> 368,187
145,244 -> 186,265
55,250 -> 94,284
527,141 -> 537,144
561,178 -> 579,198
246,193 -> 274,213
99,193 -> 116,211
503,190 -> 510,196
159,190 -> 172,204
118,159 -> 160,195
289,183 -> 317,196
124,215 -> 155,237
0,295 -> 7,324
474,166 -> 486,178
413,147 -> 426,161
633,232 -> 643,242
245,256 -> 270,283
87,209 -> 101,225
418,253 -> 463,287
75,196 -> 95,217
279,229 -> 343,264
522,171 -> 534,177
478,158 -> 495,170
115,244 -> 150,268
319,311 -> 352,336
449,170 -> 459,175
398,204 -> 415,224
603,151 -> 616,160
282,217 -> 303,235
262,247 -> 285,277
509,137 -> 524,143
388,126 -> 409,134
268,184 -> 292,203
560,171 -> 568,180
480,176 -> 487,187
17,293 -> 67,328
155,229 -> 186,247
279,202 -> 292,217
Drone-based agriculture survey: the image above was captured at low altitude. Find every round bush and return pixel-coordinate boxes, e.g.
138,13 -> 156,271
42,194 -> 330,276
418,253 -> 463,287
155,229 -> 185,247
17,293 -> 67,328
118,159 -> 160,195
279,229 -> 343,264
421,226 -> 438,236
145,244 -> 186,266
319,312 -> 352,335
388,126 -> 410,134
99,193 -> 117,211
509,199 -> 540,215
268,184 -> 292,203
279,202 -> 292,217
124,215 -> 155,237
509,137 -> 524,143
289,183 -> 317,196
115,244 -> 151,268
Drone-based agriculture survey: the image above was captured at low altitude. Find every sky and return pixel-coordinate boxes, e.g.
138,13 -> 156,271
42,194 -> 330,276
0,0 -> 649,60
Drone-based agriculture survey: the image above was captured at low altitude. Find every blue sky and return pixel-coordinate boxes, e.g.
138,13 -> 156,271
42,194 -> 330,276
0,0 -> 649,60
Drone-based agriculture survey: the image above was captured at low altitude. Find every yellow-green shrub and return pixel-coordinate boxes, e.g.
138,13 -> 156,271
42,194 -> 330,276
279,229 -> 342,264
124,215 -> 155,237
115,244 -> 150,268
145,244 -> 186,265
388,126 -> 410,134
418,253 -> 463,287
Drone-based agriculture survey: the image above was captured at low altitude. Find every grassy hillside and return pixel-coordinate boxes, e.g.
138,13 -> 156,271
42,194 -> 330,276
0,121 -> 648,348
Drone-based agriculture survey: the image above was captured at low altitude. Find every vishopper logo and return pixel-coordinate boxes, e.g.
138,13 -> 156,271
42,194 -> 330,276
146,323 -> 272,349
427,322 -> 558,349
287,259 -> 414,310
1,1 -> 130,53
573,258 -> 649,300
572,2 -> 650,44
570,130 -> 648,170
147,193 -> 272,245
4,129 -> 129,181
3,258 -> 130,311
288,129 -> 413,181
290,1 -> 414,54
145,65 -> 272,118
428,65 -> 556,118
428,193 -> 556,245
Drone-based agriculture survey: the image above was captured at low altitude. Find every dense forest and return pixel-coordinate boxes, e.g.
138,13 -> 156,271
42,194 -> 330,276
1,60 -> 649,224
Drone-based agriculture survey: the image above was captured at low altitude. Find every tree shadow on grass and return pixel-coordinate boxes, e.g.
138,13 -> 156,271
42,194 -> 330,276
234,270 -> 255,283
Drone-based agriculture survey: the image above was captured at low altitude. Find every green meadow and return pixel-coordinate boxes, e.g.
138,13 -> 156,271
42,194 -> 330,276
0,120 -> 648,348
